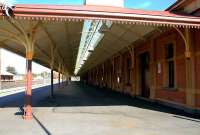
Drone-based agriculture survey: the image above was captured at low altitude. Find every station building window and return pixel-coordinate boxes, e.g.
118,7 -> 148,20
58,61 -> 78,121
126,57 -> 131,85
165,43 -> 175,88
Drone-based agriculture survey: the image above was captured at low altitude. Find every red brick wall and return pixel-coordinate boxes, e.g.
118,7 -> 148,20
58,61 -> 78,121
176,59 -> 186,88
155,38 -> 164,87
196,94 -> 200,108
194,30 -> 200,51
194,30 -> 200,107
85,28 -> 200,108
176,32 -> 185,56
135,42 -> 149,55
195,56 -> 200,90
154,30 -> 186,104
156,90 -> 186,104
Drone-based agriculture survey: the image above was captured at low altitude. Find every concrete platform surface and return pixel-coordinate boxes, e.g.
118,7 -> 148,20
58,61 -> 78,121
0,82 -> 200,135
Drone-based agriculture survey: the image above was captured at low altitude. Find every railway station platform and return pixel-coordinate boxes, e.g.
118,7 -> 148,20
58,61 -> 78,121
0,82 -> 199,135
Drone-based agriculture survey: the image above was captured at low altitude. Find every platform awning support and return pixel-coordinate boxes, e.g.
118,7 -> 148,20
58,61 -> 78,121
23,21 -> 37,120
51,69 -> 54,98
58,72 -> 61,88
24,50 -> 33,120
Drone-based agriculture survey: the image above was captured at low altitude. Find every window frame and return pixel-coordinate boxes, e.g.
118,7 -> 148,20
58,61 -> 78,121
163,41 -> 177,89
126,56 -> 132,85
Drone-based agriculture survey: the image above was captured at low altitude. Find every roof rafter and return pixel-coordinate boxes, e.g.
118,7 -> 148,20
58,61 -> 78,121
41,24 -> 68,73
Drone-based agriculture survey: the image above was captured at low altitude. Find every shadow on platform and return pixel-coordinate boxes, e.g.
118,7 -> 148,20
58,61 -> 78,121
1,82 -> 200,120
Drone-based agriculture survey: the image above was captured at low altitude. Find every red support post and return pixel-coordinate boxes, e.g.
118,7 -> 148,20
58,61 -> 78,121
23,52 -> 33,120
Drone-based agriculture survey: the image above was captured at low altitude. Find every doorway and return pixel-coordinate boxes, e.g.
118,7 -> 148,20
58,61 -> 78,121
140,52 -> 150,98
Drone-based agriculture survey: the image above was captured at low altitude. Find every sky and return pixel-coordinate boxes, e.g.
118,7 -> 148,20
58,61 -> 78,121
14,0 -> 177,10
1,0 -> 177,74
1,49 -> 50,74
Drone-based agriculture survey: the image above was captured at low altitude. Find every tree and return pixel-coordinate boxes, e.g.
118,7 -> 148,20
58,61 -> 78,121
41,71 -> 48,78
6,65 -> 17,75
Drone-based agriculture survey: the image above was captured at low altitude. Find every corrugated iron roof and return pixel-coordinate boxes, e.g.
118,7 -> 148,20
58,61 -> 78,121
1,4 -> 200,28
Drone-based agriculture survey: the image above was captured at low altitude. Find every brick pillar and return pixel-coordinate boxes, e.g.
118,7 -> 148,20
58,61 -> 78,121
119,54 -> 123,91
185,29 -> 196,108
150,39 -> 156,99
112,58 -> 115,90
128,47 -> 136,96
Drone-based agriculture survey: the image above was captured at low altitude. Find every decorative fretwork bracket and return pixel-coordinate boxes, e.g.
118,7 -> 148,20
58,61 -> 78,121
174,27 -> 191,59
127,46 -> 135,68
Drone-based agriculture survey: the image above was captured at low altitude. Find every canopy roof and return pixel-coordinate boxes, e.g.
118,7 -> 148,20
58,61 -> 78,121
0,4 -> 199,75
9,4 -> 200,28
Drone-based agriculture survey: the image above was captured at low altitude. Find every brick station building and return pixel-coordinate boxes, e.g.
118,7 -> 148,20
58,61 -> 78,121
0,0 -> 200,120
82,0 -> 200,113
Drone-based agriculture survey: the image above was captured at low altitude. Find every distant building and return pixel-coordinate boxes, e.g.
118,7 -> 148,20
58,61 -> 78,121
14,74 -> 25,81
1,71 -> 14,81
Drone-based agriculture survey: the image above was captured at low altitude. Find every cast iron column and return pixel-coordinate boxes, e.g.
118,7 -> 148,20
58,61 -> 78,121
58,73 -> 60,88
23,52 -> 33,120
51,69 -> 54,98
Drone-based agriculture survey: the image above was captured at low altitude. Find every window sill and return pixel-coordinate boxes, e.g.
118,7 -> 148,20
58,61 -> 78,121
162,87 -> 178,91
